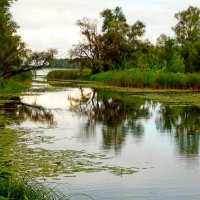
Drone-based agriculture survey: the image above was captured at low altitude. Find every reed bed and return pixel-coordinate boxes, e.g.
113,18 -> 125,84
90,70 -> 200,89
47,69 -> 200,89
0,173 -> 66,200
0,72 -> 32,91
47,69 -> 89,80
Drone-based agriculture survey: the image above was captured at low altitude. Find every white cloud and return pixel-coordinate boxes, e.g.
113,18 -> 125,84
11,0 -> 200,54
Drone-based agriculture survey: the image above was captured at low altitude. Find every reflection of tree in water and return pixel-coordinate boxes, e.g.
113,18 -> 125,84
156,105 -> 200,156
68,88 -> 150,152
1,97 -> 56,126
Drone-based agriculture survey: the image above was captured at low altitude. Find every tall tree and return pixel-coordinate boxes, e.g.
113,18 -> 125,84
172,6 -> 200,72
101,7 -> 128,34
2,48 -> 58,78
70,7 -> 146,72
0,0 -> 58,78
0,0 -> 27,75
100,7 -> 145,70
172,6 -> 200,44
69,18 -> 102,73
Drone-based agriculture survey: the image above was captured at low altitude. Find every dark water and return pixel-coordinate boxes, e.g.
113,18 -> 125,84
1,71 -> 200,199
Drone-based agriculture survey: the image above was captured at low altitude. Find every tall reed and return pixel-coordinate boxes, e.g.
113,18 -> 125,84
90,70 -> 200,89
47,69 -> 90,80
0,173 -> 65,200
47,69 -> 200,89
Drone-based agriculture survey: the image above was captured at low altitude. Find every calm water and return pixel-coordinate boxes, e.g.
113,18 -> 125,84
1,71 -> 200,199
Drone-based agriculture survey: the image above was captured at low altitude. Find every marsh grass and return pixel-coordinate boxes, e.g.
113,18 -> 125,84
90,70 -> 200,89
0,72 -> 32,92
47,69 -> 200,89
0,174 -> 66,200
47,69 -> 90,81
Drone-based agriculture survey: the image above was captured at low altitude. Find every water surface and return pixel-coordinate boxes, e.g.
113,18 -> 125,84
1,71 -> 200,199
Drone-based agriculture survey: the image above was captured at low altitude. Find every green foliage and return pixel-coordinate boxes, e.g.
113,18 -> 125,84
173,6 -> 200,44
47,69 -> 200,89
100,7 -> 146,71
47,69 -> 89,80
180,40 -> 200,72
70,7 -> 146,73
101,7 -> 128,33
146,54 -> 166,71
48,59 -> 79,68
70,6 -> 200,74
0,0 -> 27,75
0,175 -> 64,200
0,72 -> 31,91
90,70 -> 200,89
0,1 -> 58,79
145,35 -> 185,73
167,52 -> 185,73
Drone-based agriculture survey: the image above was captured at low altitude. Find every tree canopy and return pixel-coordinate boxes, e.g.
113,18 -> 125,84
173,6 -> 200,44
1,3 -> 200,77
0,0 -> 27,75
0,0 -> 58,79
70,6 -> 200,73
70,7 -> 146,73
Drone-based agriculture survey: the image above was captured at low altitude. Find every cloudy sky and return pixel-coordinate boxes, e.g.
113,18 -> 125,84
11,0 -> 200,56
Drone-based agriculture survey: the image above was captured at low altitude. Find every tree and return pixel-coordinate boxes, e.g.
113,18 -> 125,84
157,34 -> 185,72
146,34 -> 185,72
0,0 -> 58,79
70,7 -> 146,73
100,7 -> 128,34
0,0 -> 27,75
100,7 -> 145,70
1,48 -> 58,78
180,40 -> 200,72
69,18 -> 102,73
172,6 -> 200,44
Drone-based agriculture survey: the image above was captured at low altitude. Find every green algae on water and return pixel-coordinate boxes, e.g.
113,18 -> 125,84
0,125 -> 137,180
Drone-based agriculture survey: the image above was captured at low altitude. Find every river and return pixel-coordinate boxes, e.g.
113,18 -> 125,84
1,69 -> 200,200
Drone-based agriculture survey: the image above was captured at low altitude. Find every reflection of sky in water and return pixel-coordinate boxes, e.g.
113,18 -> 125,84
16,86 -> 200,200
21,88 -> 93,110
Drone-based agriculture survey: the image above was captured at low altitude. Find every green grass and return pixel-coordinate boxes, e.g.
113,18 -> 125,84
47,69 -> 90,81
90,70 -> 200,89
0,173 -> 65,200
0,72 -> 32,92
47,69 -> 200,90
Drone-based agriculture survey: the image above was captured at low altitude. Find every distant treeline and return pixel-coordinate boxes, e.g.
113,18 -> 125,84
49,58 -> 81,68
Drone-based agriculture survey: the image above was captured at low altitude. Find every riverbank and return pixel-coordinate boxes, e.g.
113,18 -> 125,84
0,101 -> 62,200
0,76 -> 66,200
46,69 -> 200,106
47,79 -> 200,106
47,69 -> 200,90
2,69 -> 200,199
0,72 -> 32,93
0,72 -> 137,199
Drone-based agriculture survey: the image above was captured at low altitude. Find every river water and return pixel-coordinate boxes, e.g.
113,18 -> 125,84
1,70 -> 200,199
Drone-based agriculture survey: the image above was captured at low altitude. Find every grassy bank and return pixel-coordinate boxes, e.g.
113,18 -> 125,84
47,69 -> 200,90
0,173 -> 63,200
0,72 -> 32,92
47,69 -> 90,81
0,73 -> 67,200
